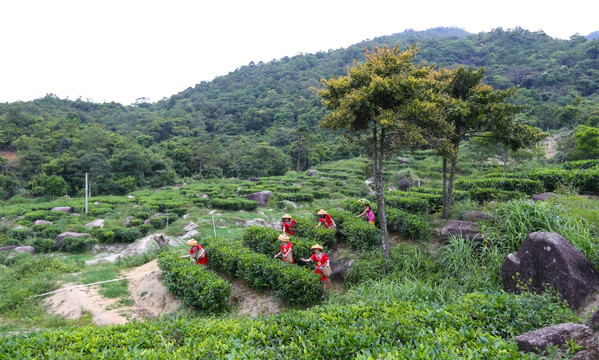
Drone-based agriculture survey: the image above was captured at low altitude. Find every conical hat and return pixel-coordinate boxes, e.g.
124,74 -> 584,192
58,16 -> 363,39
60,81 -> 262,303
281,213 -> 292,220
317,209 -> 327,215
278,234 -> 290,242
186,238 -> 198,246
310,244 -> 323,251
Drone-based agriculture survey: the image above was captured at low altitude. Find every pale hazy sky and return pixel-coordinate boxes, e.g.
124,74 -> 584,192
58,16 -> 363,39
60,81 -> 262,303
1,0 -> 597,105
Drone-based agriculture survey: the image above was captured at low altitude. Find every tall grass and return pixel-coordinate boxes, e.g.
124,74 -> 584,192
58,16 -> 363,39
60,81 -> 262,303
487,198 -> 599,267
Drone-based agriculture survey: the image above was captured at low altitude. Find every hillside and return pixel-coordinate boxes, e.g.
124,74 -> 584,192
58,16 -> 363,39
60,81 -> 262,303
0,27 -> 598,200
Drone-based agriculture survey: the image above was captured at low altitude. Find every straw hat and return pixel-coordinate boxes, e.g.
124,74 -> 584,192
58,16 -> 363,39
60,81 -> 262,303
310,244 -> 323,251
317,209 -> 327,215
186,239 -> 198,246
358,198 -> 370,206
278,234 -> 290,242
281,213 -> 292,220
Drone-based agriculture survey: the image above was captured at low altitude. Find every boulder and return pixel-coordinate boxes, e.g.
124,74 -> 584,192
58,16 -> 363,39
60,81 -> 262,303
181,230 -> 200,239
396,157 -> 410,164
51,206 -> 72,213
54,232 -> 90,250
397,176 -> 411,191
464,211 -> 493,222
0,245 -> 36,255
248,177 -> 260,182
281,200 -> 297,209
184,222 -> 198,232
245,191 -> 272,207
33,220 -> 53,226
201,193 -> 210,199
501,231 -> 599,309
85,219 -> 105,229
387,186 -> 397,192
306,170 -> 318,176
532,192 -> 555,202
128,195 -> 135,199
328,258 -> 355,283
589,309 -> 599,331
514,323 -> 596,355
124,216 -> 135,225
440,220 -> 482,242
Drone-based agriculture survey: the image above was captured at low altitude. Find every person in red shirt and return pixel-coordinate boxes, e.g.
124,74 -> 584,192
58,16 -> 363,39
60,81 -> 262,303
301,244 -> 330,292
274,234 -> 294,264
281,214 -> 297,236
315,209 -> 336,230
180,238 -> 208,265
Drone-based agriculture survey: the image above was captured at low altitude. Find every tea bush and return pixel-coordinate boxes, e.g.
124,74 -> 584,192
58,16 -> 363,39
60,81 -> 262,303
386,207 -> 432,242
0,292 -> 577,359
31,224 -> 62,239
338,217 -> 381,251
202,237 -> 322,305
210,198 -> 260,211
28,237 -> 56,253
466,188 -> 527,203
456,178 -> 544,194
158,251 -> 231,312
291,216 -> 337,249
61,236 -> 94,253
22,210 -> 68,222
563,159 -> 599,170
277,192 -> 314,202
384,192 -> 435,214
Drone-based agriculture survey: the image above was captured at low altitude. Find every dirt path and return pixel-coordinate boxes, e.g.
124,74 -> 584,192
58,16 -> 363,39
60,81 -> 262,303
44,259 -> 283,325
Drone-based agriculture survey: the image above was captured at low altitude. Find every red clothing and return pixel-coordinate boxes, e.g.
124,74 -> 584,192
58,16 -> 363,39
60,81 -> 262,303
190,245 -> 208,265
280,241 -> 294,264
319,214 -> 334,228
310,252 -> 329,281
282,219 -> 297,236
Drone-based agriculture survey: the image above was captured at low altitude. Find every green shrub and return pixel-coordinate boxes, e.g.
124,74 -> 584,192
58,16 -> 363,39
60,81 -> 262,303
126,218 -> 143,227
31,224 -> 62,239
292,216 -> 336,249
338,218 -> 381,251
277,192 -> 314,202
28,238 -> 56,253
158,251 -> 230,312
210,198 -> 260,211
384,192 -> 435,213
148,216 -> 167,229
138,224 -> 152,235
563,159 -> 599,170
61,237 -> 93,253
22,210 -> 68,222
8,228 -> 32,243
202,237 -> 322,305
192,197 -> 210,207
456,178 -> 544,194
466,188 -> 527,203
113,227 -> 141,243
90,227 -> 115,243
386,207 -> 432,242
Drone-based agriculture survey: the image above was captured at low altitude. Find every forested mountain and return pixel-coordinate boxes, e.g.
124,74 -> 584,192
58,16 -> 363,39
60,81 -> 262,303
1,27 -> 598,200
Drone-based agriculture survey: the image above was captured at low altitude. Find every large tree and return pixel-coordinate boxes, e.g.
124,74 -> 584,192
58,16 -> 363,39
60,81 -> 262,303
318,45 -> 435,258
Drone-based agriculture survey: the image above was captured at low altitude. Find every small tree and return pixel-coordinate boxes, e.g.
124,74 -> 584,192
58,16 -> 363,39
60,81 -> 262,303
431,66 -> 546,218
318,45 -> 435,258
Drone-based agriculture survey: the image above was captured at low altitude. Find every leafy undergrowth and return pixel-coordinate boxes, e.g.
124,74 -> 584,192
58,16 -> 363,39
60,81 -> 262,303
0,292 -> 576,359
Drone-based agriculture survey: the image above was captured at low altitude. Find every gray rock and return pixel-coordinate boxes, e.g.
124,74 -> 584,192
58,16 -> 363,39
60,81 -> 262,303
128,195 -> 135,199
514,323 -> 594,355
184,222 -> 198,232
181,230 -> 200,239
387,186 -> 397,192
85,219 -> 105,229
201,193 -> 210,199
244,191 -> 272,207
589,309 -> 599,331
397,176 -> 411,191
396,157 -> 410,164
33,220 -> 53,226
440,220 -> 482,242
144,213 -> 165,224
51,206 -> 72,213
248,177 -> 260,182
329,258 -> 355,283
54,232 -> 90,250
464,211 -> 493,222
502,231 -> 599,309
306,170 -> 317,176
124,216 -> 135,225
281,200 -> 297,209
0,246 -> 36,255
532,192 -> 555,201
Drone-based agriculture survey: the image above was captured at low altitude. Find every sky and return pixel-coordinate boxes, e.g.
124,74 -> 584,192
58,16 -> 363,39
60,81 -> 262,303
1,0 -> 598,106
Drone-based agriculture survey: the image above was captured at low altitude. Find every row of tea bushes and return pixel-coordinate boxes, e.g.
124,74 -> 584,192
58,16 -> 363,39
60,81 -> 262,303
455,178 -> 544,194
385,208 -> 432,242
202,237 -> 322,305
526,168 -> 599,195
241,226 -> 314,261
208,198 -> 260,211
327,209 -> 381,251
158,251 -> 231,312
0,291 -> 576,359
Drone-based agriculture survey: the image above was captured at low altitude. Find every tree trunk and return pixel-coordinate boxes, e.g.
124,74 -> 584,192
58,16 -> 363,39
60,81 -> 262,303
442,157 -> 449,218
296,149 -> 301,172
373,124 -> 389,259
443,159 -> 458,219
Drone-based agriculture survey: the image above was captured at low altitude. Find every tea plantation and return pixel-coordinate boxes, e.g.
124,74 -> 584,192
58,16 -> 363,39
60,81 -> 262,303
1,155 -> 598,359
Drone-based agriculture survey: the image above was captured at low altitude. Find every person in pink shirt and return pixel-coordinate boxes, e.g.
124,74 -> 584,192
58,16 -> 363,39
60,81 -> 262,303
356,199 -> 375,226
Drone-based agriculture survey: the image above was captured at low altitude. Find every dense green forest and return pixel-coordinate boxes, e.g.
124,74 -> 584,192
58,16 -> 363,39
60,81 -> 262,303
1,27 -> 598,200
